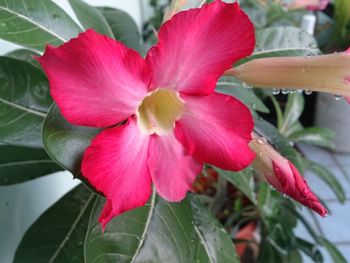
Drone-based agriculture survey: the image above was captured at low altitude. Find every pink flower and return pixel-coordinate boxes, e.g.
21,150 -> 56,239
37,1 -> 256,229
287,0 -> 329,11
250,134 -> 327,216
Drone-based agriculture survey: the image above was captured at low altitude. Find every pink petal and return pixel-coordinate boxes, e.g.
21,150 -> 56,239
148,132 -> 202,202
273,160 -> 328,216
175,92 -> 255,171
146,1 -> 255,95
37,29 -> 150,128
81,118 -> 151,229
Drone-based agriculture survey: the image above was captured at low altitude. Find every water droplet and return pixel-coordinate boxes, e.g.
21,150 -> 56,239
282,159 -> 288,163
257,138 -> 267,145
243,82 -> 252,89
304,89 -> 313,95
282,193 -> 288,198
251,103 -> 257,109
302,189 -> 310,196
289,90 -> 296,94
281,88 -> 289,95
334,94 -> 343,101
272,88 -> 280,95
297,89 -> 304,93
258,152 -> 264,157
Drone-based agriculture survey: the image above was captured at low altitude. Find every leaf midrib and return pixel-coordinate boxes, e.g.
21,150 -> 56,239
0,5 -> 67,42
0,97 -> 47,117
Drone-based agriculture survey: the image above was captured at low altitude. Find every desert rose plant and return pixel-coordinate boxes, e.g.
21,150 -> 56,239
0,0 -> 348,262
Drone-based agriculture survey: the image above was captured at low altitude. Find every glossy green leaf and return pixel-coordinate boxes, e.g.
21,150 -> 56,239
0,57 -> 51,147
280,93 -> 304,135
306,160 -> 345,203
216,76 -> 269,113
289,127 -> 335,149
0,0 -> 81,52
239,26 -> 320,64
5,49 -> 41,68
68,0 -> 114,38
84,192 -> 239,263
319,237 -> 347,263
14,185 -> 95,263
214,167 -> 256,204
0,145 -> 60,185
42,104 -> 99,176
99,7 -> 142,52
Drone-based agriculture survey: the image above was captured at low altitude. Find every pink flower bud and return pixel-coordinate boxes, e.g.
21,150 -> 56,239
287,0 -> 329,11
226,48 -> 350,100
249,134 -> 327,216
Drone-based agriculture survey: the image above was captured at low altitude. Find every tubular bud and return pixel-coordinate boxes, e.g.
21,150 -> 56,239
249,133 -> 327,216
226,48 -> 350,99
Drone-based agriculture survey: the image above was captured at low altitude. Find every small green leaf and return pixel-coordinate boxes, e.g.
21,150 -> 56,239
0,57 -> 51,147
319,237 -> 347,263
99,7 -> 142,52
214,167 -> 256,204
68,0 -> 114,38
306,160 -> 345,203
84,192 -> 239,263
289,127 -> 335,149
0,0 -> 81,52
280,93 -> 305,135
0,145 -> 61,185
42,104 -> 99,177
216,76 -> 269,113
14,185 -> 95,263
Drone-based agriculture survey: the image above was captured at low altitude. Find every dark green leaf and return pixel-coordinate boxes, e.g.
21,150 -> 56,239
42,104 -> 99,176
99,7 -> 142,52
296,238 -> 323,263
280,93 -> 304,135
84,192 -> 239,263
306,160 -> 345,203
0,57 -> 51,147
0,0 -> 81,52
0,145 -> 61,185
14,185 -> 95,263
214,167 -> 256,204
5,49 -> 41,68
216,76 -> 269,113
289,127 -> 335,149
239,26 -> 320,64
68,0 -> 114,38
319,237 -> 347,263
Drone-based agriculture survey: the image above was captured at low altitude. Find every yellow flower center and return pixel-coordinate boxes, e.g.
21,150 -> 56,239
137,89 -> 185,135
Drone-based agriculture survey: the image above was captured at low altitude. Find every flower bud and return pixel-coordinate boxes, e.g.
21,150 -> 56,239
287,0 -> 329,11
249,134 -> 327,216
226,48 -> 350,99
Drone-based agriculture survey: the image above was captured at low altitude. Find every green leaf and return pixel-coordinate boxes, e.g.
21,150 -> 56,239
214,167 -> 256,204
99,7 -> 142,52
254,116 -> 304,172
42,104 -> 99,177
84,192 -> 239,263
216,76 -> 269,113
319,237 -> 347,263
14,185 -> 95,263
0,57 -> 51,147
239,26 -> 320,64
280,93 -> 304,135
5,49 -> 41,68
306,160 -> 345,203
68,0 -> 114,38
0,0 -> 81,52
296,238 -> 323,263
0,145 -> 61,185
288,127 -> 335,149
